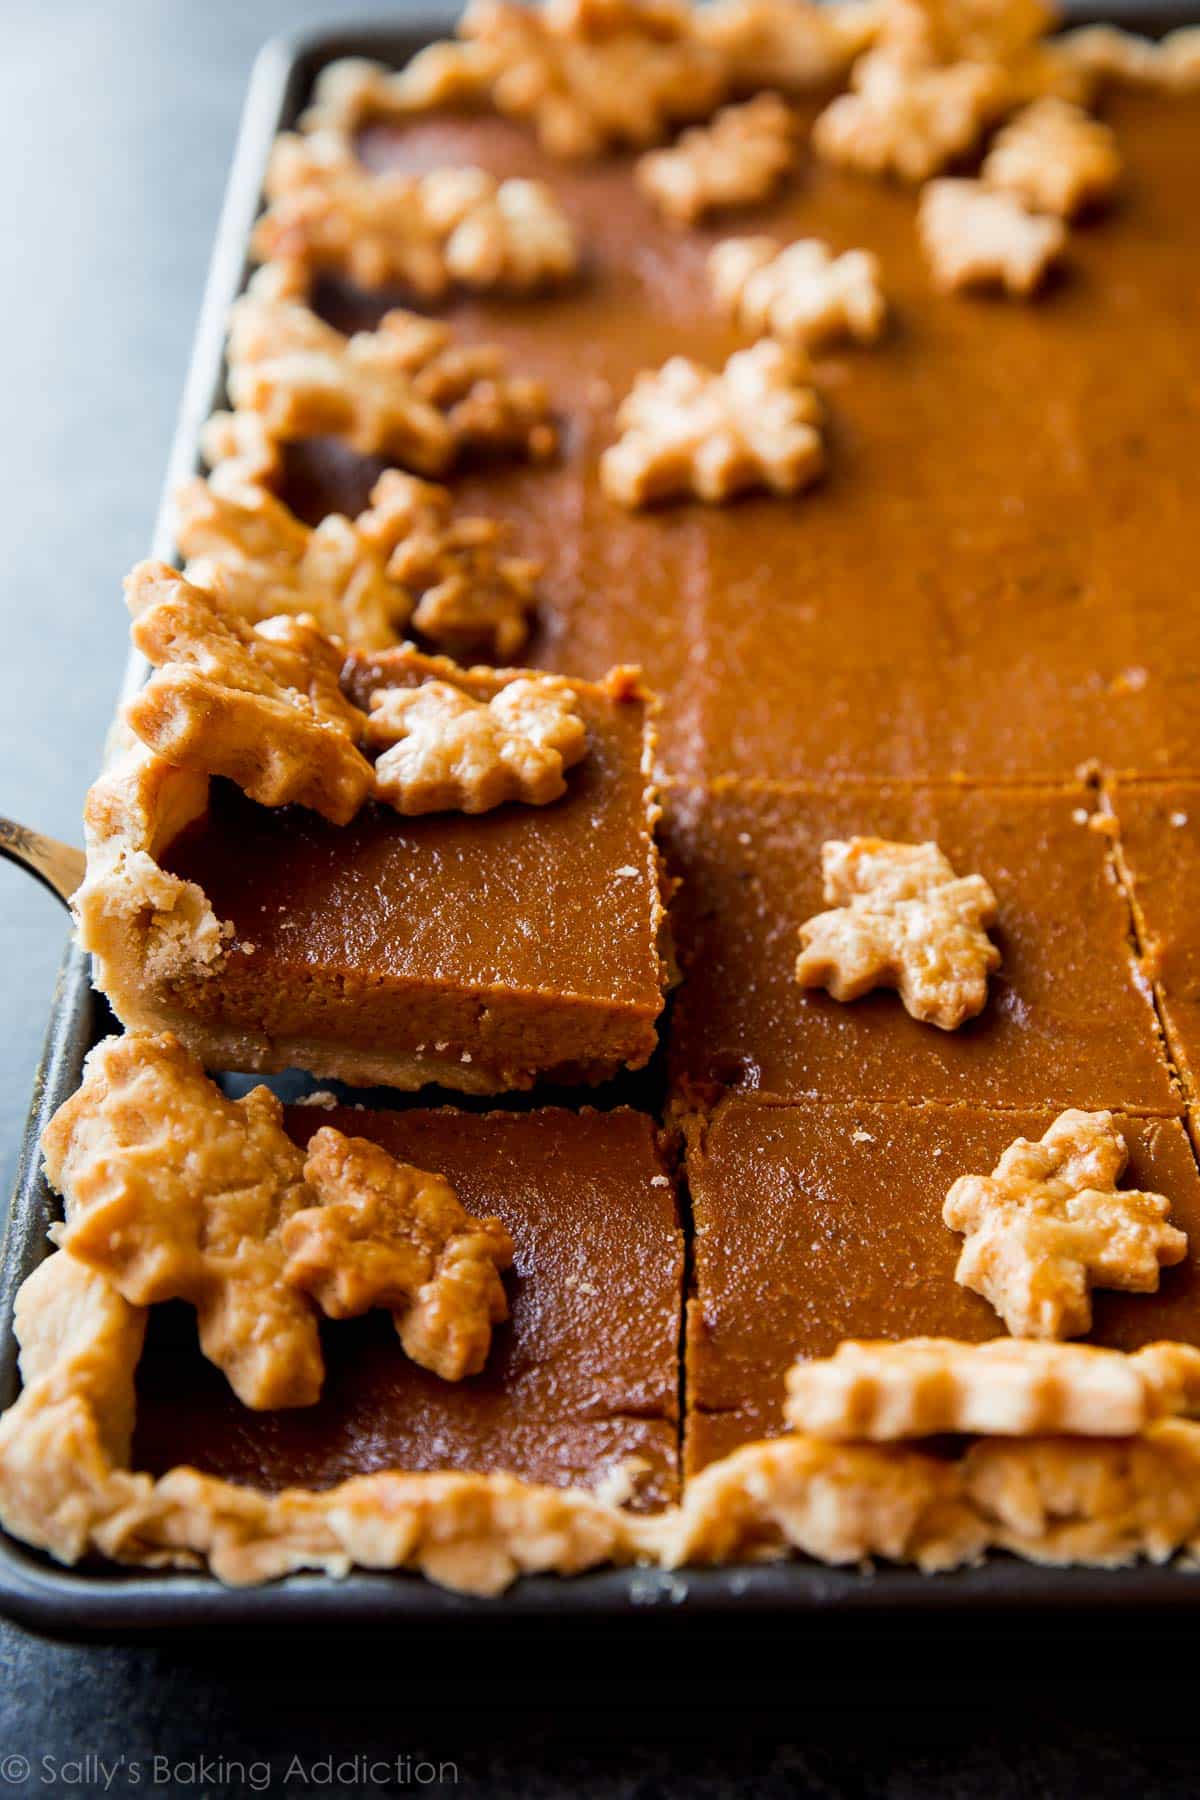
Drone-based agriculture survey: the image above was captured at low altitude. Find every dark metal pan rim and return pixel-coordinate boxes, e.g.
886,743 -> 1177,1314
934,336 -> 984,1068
3,2 -> 1198,1635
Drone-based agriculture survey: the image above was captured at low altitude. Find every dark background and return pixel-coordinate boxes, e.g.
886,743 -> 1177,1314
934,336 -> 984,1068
2,3 -> 1198,1794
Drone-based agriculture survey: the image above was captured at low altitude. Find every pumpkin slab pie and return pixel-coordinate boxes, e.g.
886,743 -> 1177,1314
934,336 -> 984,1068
665,780 -> 1178,1111
683,1098 -> 1200,1475
14,7 -> 1200,1601
76,643 -> 668,1095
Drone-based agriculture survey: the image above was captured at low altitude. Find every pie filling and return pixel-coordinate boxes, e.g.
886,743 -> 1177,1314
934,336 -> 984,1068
663,781 -> 1179,1112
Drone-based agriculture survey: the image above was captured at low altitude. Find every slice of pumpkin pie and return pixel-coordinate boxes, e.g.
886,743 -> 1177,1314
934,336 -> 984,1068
75,564 -> 669,1094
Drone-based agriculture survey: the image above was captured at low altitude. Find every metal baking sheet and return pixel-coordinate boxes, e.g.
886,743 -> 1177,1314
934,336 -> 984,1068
2,7 -> 1198,1637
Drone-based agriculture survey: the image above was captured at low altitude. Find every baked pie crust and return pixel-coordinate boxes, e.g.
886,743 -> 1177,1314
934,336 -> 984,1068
458,0 -> 728,159
918,176 -> 1067,297
1056,23 -> 1200,93
635,93 -> 798,225
178,468 -> 543,661
784,1336 -> 1200,1440
709,235 -> 887,351
794,838 -> 1000,1030
223,270 -> 558,473
43,1033 -> 516,1404
255,131 -> 578,297
299,47 -> 503,134
601,341 -> 824,507
943,1110 -> 1188,1339
650,1420 -> 1200,1574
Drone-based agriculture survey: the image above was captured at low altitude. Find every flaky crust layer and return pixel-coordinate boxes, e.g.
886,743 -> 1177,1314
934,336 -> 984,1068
73,741 -> 232,1016
646,1435 -> 988,1571
651,1425 -> 1200,1574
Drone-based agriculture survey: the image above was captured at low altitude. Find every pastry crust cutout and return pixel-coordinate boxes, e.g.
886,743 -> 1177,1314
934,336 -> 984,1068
943,1110 -> 1188,1339
601,341 -> 824,508
795,837 -> 1000,1029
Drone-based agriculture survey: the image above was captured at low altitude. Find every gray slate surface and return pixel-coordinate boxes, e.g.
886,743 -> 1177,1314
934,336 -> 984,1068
0,2 -> 1196,1791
